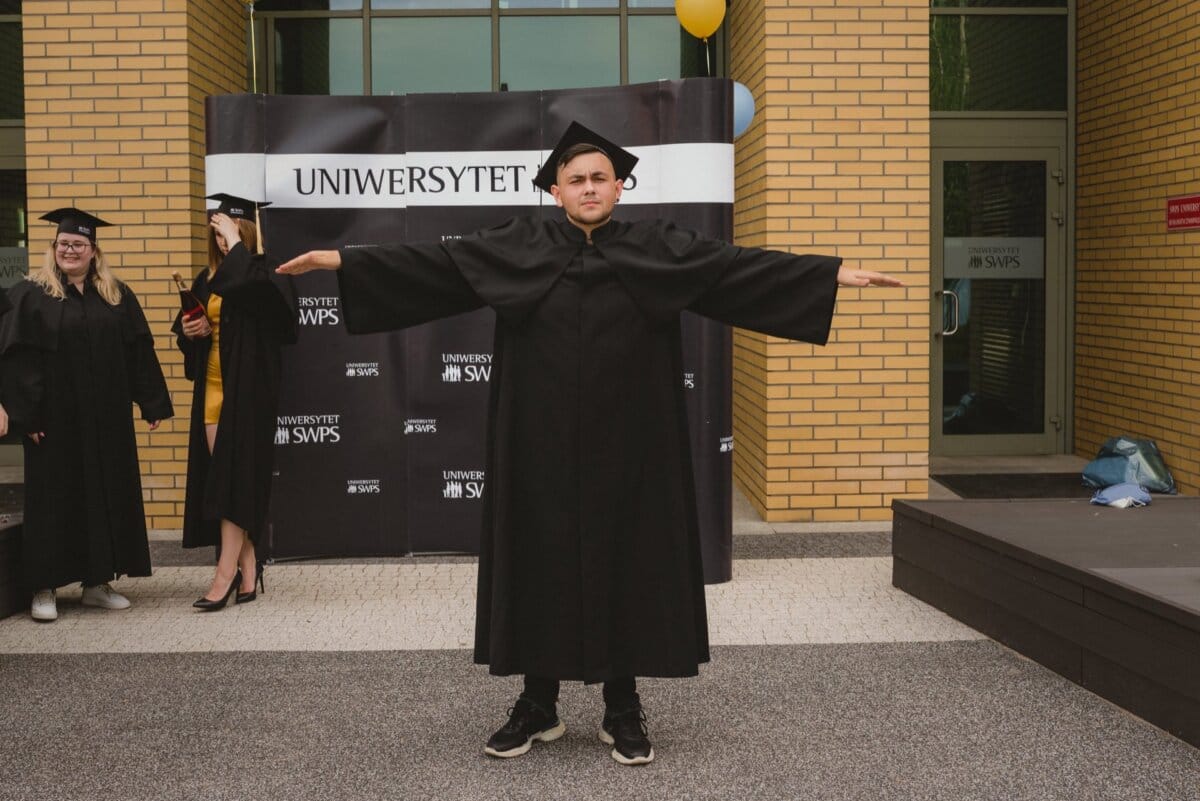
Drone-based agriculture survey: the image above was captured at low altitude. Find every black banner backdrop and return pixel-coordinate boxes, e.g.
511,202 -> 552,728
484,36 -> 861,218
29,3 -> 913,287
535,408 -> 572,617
204,79 -> 735,582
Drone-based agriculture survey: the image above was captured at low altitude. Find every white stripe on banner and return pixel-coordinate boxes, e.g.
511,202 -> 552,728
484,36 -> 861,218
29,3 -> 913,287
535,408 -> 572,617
205,153 -> 267,206
205,143 -> 733,209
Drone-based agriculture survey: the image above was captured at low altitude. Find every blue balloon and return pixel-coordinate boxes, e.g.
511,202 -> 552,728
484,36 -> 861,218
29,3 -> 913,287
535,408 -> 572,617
732,81 -> 755,137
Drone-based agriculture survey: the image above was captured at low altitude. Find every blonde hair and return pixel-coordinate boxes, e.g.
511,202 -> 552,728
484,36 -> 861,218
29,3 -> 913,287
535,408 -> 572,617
207,218 -> 259,275
30,242 -> 122,306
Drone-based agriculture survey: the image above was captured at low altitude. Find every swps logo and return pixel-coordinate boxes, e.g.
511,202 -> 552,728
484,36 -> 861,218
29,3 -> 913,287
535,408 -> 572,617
404,418 -> 437,435
441,353 -> 492,383
347,479 -> 381,495
275,414 -> 342,445
298,296 -> 340,326
442,469 -> 485,500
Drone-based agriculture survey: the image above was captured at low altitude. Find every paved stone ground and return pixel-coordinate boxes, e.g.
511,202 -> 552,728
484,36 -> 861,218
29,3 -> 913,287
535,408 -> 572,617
0,557 -> 982,653
1,487 -> 1196,801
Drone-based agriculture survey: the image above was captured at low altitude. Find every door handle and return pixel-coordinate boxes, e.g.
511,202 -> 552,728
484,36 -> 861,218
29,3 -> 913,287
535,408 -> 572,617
936,289 -> 959,337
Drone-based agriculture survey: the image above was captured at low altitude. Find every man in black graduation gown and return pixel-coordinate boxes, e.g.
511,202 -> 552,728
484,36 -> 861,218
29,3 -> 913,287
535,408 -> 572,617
278,122 -> 901,765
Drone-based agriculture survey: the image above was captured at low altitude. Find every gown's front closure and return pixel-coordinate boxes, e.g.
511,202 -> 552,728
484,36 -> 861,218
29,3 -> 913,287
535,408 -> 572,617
59,284 -> 119,577
485,232 -> 705,681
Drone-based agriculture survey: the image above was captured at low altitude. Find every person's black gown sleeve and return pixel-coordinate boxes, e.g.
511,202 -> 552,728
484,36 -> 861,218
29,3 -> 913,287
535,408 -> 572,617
336,216 -> 841,342
170,269 -> 207,383
598,220 -> 842,342
122,287 -> 174,422
0,282 -> 54,434
208,243 -> 298,344
335,242 -> 485,334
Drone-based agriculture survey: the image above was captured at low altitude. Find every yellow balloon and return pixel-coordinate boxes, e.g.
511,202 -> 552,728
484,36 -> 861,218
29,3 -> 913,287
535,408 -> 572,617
675,0 -> 726,40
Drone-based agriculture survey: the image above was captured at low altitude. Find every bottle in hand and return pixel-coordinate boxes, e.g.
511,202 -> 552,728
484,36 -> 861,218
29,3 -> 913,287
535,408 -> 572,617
172,271 -> 206,321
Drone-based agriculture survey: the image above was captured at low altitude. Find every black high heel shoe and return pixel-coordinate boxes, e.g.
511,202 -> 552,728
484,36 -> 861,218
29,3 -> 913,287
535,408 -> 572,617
193,570 -> 241,611
236,561 -> 265,604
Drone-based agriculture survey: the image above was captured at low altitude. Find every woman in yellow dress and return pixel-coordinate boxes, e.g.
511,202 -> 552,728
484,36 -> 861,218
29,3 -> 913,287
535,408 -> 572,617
174,194 -> 296,610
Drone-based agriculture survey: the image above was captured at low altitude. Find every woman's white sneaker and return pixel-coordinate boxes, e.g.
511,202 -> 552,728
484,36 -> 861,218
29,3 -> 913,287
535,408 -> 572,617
81,583 -> 131,610
31,589 -> 57,621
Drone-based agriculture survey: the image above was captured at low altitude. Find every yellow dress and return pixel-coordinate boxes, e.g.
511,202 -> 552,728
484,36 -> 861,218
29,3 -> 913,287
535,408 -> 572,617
203,292 -> 224,424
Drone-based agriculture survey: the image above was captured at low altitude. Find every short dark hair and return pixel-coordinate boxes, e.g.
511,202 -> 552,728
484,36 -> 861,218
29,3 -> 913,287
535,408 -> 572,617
556,142 -> 612,173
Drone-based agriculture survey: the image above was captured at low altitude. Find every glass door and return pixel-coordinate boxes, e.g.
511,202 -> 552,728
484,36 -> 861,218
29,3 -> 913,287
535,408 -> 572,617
932,145 -> 1065,456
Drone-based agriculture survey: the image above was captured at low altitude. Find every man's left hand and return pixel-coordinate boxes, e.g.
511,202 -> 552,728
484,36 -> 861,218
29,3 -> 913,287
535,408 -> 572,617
837,267 -> 904,287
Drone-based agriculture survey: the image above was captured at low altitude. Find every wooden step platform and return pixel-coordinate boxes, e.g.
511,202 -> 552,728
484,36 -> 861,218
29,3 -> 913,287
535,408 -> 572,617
893,496 -> 1200,747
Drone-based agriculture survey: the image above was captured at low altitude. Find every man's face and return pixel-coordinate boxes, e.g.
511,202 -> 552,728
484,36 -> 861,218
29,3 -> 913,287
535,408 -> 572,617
550,151 -> 623,230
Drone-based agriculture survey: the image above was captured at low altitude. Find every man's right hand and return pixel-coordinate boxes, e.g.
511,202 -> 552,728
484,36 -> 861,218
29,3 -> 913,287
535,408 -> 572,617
276,250 -> 342,275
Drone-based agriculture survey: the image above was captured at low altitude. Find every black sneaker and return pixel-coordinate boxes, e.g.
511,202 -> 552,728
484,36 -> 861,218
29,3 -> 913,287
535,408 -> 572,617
599,704 -> 654,765
484,697 -> 565,758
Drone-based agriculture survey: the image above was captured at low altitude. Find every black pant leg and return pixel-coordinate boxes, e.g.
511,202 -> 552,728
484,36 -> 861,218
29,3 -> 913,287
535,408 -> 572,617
521,675 -> 560,710
602,676 -> 638,711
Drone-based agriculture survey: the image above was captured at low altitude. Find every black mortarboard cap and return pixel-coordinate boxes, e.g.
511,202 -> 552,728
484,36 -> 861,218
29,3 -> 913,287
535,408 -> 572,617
206,193 -> 271,221
532,121 -> 639,194
40,207 -> 112,241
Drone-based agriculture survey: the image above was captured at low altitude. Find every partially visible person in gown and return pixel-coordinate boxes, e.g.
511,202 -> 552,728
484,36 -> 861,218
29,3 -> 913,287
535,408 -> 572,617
0,287 -> 10,438
173,194 -> 296,611
0,208 -> 173,621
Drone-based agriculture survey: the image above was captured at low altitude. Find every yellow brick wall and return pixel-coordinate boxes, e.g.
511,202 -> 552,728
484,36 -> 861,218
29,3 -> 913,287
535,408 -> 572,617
22,0 -> 246,529
1076,1 -> 1200,495
728,0 -> 930,522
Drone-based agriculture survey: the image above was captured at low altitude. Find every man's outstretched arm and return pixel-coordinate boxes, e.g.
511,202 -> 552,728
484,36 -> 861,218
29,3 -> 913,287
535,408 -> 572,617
278,243 -> 484,334
276,250 -> 342,275
836,266 -> 904,288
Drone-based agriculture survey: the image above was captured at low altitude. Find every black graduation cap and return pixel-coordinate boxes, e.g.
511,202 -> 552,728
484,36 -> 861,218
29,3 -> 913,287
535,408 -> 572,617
532,121 -> 639,194
40,207 -> 112,241
206,193 -> 271,221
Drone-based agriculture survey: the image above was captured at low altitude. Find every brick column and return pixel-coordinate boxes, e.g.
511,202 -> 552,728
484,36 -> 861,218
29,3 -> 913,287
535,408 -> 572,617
727,0 -> 931,522
22,0 -> 247,529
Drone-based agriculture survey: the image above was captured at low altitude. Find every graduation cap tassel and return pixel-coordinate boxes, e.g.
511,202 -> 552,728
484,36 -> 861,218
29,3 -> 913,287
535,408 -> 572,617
255,205 -> 265,255
245,2 -> 264,252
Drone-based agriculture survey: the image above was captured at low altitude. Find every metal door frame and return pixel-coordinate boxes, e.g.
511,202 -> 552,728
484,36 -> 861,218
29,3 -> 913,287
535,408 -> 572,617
931,119 -> 1070,457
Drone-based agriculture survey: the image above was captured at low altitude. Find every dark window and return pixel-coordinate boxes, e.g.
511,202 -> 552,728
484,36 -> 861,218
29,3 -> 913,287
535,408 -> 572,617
0,21 -> 22,119
933,1 -> 1065,7
274,18 -> 364,95
499,17 -> 620,91
258,2 -> 718,94
931,15 -> 1067,111
372,0 -> 489,7
256,1 -> 363,10
629,16 -> 686,83
372,18 -> 492,94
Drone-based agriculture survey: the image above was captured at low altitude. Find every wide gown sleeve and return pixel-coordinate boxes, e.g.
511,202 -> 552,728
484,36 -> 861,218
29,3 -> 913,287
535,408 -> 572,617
122,288 -> 174,422
209,242 -> 299,345
0,283 -> 53,432
170,272 -> 206,382
598,220 -> 841,344
0,346 -> 44,433
335,241 -> 486,335
686,240 -> 842,345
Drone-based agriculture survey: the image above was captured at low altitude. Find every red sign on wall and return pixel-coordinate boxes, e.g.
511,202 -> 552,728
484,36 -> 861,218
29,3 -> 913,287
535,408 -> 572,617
1167,194 -> 1200,230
